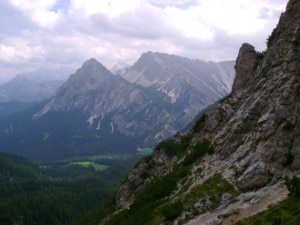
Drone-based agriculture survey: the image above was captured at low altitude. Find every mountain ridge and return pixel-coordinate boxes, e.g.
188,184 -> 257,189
123,51 -> 234,103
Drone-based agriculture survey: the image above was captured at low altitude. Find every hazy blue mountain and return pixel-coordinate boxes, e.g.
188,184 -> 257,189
0,67 -> 74,102
0,75 -> 63,102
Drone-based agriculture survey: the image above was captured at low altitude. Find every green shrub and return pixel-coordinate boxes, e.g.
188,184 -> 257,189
161,201 -> 183,221
182,139 -> 212,166
256,50 -> 266,60
155,135 -> 192,156
272,217 -> 282,225
192,114 -> 207,133
286,176 -> 300,197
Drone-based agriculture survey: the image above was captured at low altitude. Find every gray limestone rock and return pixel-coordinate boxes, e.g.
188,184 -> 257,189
236,162 -> 273,190
231,43 -> 259,94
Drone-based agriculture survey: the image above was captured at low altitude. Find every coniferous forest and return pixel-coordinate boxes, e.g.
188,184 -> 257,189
0,152 -> 139,225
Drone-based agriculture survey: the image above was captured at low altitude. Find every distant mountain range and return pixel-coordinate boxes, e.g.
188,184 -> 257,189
0,67 -> 74,102
0,75 -> 63,102
0,52 -> 234,161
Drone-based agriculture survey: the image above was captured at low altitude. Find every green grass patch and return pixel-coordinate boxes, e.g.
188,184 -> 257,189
65,162 -> 109,171
181,173 -> 239,210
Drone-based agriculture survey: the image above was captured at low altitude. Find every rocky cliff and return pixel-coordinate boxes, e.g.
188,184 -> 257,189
96,1 -> 300,224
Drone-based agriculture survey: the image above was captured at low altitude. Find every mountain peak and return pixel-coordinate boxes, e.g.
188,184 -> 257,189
82,58 -> 101,67
73,58 -> 112,82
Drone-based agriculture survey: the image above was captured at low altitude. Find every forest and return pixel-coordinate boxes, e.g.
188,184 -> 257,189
0,152 -> 139,225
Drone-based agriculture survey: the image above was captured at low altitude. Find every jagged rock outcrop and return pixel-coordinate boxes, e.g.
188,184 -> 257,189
109,1 -> 300,224
231,43 -> 259,93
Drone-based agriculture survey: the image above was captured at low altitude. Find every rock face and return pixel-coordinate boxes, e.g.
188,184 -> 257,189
231,43 -> 259,93
123,52 -> 235,105
110,1 -> 300,224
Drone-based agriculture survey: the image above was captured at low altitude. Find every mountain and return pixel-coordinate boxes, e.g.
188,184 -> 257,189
0,75 -> 64,102
10,67 -> 74,82
123,51 -> 234,104
85,1 -> 300,224
0,66 -> 74,102
0,55 -> 233,161
122,52 -> 235,132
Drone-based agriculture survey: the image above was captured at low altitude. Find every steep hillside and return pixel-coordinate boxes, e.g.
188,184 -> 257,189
0,55 -> 233,162
89,1 -> 300,224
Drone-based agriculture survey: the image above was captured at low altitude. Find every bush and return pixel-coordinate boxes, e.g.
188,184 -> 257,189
182,139 -> 212,166
161,201 -> 183,221
155,135 -> 192,156
192,114 -> 206,133
286,176 -> 300,197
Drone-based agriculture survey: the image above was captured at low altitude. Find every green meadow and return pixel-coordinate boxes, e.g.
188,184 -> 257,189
66,161 -> 109,171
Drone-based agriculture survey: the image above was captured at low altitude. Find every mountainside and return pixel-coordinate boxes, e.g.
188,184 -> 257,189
0,55 -> 233,161
89,1 -> 300,224
0,75 -> 63,102
123,52 -> 234,107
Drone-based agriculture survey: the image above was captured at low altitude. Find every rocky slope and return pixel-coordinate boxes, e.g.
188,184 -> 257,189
123,52 -> 234,119
95,1 -> 300,224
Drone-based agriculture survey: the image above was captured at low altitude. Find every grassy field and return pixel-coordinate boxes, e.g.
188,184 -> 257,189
66,162 -> 109,171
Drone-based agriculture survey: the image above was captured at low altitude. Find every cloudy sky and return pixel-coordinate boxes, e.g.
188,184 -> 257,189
0,0 -> 288,82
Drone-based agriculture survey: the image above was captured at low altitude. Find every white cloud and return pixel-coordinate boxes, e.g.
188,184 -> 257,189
0,0 -> 289,81
69,0 -> 140,17
10,0 -> 61,27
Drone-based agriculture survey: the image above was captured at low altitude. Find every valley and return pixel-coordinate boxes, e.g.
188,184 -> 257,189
0,152 -> 140,225
1,0 -> 298,225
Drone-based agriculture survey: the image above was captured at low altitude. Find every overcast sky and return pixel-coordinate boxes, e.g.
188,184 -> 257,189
0,0 -> 288,82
